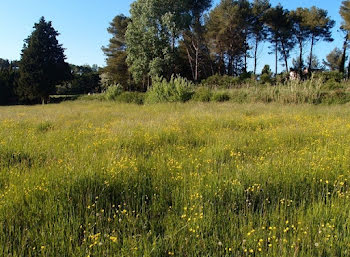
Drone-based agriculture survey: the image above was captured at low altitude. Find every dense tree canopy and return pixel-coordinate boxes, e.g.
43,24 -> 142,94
181,0 -> 212,81
207,0 -> 250,76
340,0 -> 350,30
323,47 -> 344,71
121,0 -> 339,85
56,64 -> 101,95
0,59 -> 19,105
125,0 -> 212,88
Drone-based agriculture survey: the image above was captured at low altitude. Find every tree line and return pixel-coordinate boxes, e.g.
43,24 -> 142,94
2,0 -> 350,105
103,0 -> 343,90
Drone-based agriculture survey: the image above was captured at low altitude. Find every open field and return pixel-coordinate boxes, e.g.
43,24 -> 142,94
1,101 -> 350,256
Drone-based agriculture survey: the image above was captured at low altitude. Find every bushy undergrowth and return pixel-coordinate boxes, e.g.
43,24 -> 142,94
145,76 -> 194,103
230,80 -> 324,104
79,89 -> 145,105
201,74 -> 241,89
313,71 -> 344,83
192,87 -> 212,102
195,78 -> 350,105
78,74 -> 350,105
211,91 -> 231,102
105,84 -> 124,101
116,92 -> 145,105
2,102 -> 350,256
201,74 -> 254,89
193,87 -> 230,102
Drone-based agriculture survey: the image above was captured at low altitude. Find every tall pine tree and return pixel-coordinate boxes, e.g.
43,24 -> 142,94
265,5 -> 295,75
304,7 -> 334,72
18,17 -> 71,103
340,1 -> 350,77
251,0 -> 271,75
102,15 -> 131,90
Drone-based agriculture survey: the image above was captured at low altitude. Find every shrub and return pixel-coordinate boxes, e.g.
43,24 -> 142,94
313,71 -> 344,83
192,87 -> 212,102
260,73 -> 273,85
318,90 -> 350,105
79,93 -> 105,101
201,74 -> 240,89
145,75 -> 194,103
321,79 -> 344,91
261,64 -> 272,75
276,73 -> 289,84
230,90 -> 250,103
239,72 -> 253,81
212,91 -> 230,102
105,84 -> 123,101
116,92 -> 145,105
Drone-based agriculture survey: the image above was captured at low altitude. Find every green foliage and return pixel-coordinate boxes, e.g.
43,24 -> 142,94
265,4 -> 295,74
251,0 -> 271,74
290,8 -> 311,72
0,77 -> 8,105
260,73 -> 273,84
201,74 -> 241,89
126,0 -> 212,85
78,90 -> 145,104
57,65 -> 101,95
318,90 -> 350,104
116,92 -> 145,105
105,84 -> 123,101
18,17 -> 71,104
211,91 -> 230,102
0,74 -> 12,105
102,15 -> 131,88
0,65 -> 19,105
340,0 -> 350,31
69,72 -> 100,94
313,71 -> 344,83
304,6 -> 335,70
188,79 -> 350,105
276,73 -> 290,84
126,0 -> 178,84
261,64 -> 273,75
206,0 -> 251,76
239,72 -> 253,81
145,75 -> 194,103
78,94 -> 105,101
323,48 -> 344,71
192,87 -> 212,102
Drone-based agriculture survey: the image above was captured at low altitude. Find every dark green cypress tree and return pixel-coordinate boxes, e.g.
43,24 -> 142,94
18,17 -> 71,103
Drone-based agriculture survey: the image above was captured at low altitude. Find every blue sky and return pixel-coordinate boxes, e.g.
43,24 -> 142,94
0,0 -> 344,73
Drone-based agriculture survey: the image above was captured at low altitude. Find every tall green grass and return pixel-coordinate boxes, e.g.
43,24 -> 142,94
1,102 -> 350,256
195,79 -> 350,105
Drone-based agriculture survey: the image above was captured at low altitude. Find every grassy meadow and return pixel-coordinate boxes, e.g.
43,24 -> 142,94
1,101 -> 350,256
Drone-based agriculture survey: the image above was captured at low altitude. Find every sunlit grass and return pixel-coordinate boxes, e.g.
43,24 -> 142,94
1,101 -> 350,256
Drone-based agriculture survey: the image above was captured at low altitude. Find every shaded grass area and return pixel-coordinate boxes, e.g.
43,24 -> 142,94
1,102 -> 350,256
